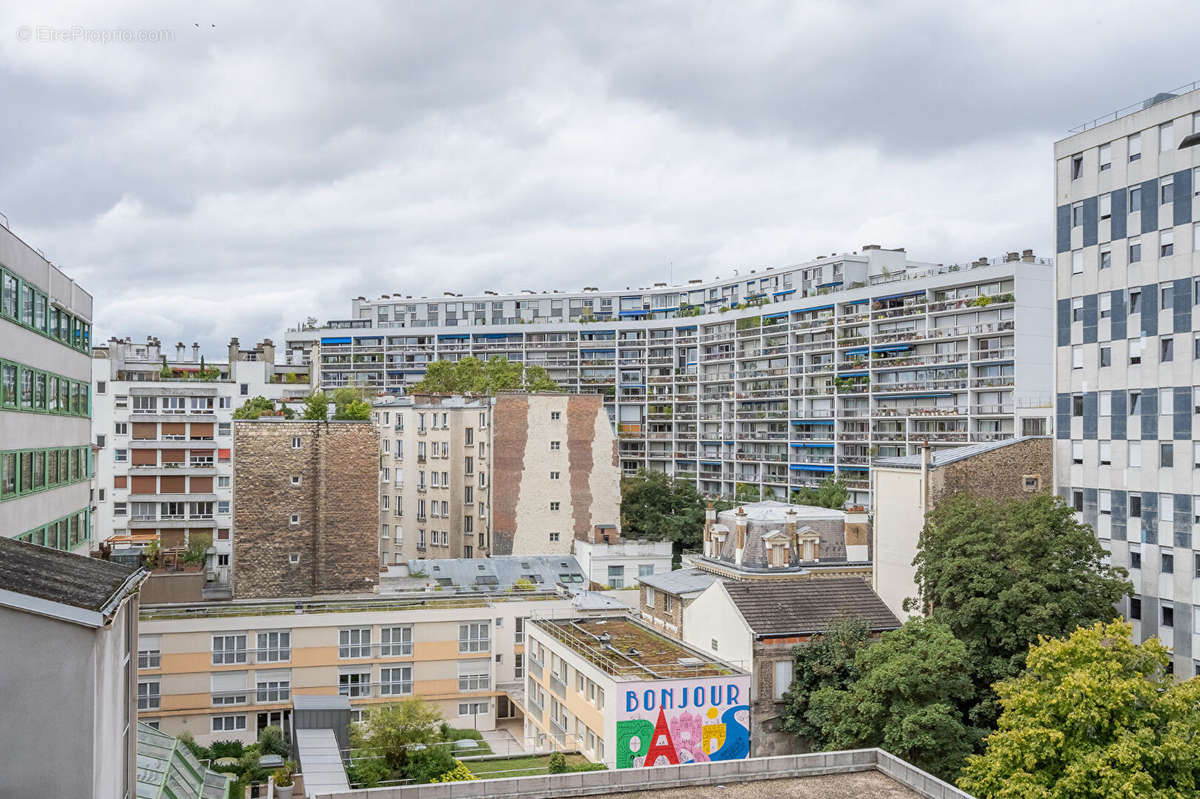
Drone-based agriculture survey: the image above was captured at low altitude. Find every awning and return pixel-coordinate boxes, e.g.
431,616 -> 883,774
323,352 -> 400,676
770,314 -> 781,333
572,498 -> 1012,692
839,371 -> 868,378
790,464 -> 835,472
875,290 -> 925,301
839,465 -> 869,472
797,304 -> 835,313
763,311 -> 789,319
676,325 -> 698,331
619,310 -> 646,316
772,289 -> 796,296
816,280 -> 843,288
437,334 -> 470,340
320,337 -> 352,345
792,419 -> 835,425
701,461 -> 723,466
845,298 -> 869,304
872,345 -> 911,352
844,347 -> 869,355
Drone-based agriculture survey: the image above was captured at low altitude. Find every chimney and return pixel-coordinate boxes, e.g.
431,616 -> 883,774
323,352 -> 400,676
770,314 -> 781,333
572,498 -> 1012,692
1005,251 -> 1019,263
192,342 -> 200,362
734,507 -> 747,567
176,342 -> 185,361
260,339 -> 276,365
703,502 -> 716,557
786,507 -> 798,560
1021,249 -> 1035,263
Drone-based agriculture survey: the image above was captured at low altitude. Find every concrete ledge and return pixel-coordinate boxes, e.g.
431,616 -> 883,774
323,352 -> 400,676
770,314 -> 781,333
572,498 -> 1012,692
313,749 -> 976,799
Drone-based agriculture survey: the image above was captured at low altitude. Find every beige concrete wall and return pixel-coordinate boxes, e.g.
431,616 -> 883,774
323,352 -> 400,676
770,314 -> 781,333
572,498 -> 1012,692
682,583 -> 754,674
871,466 -> 925,619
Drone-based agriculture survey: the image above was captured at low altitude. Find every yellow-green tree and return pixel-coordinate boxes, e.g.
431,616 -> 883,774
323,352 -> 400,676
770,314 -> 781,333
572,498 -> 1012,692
959,620 -> 1200,799
413,356 -> 560,394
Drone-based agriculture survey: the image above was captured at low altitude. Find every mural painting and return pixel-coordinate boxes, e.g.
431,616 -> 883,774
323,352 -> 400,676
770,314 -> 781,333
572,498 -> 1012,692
614,676 -> 751,769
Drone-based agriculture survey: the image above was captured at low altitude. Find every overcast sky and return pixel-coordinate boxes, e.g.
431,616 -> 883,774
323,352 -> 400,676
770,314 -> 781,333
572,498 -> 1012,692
2,1 -> 1198,355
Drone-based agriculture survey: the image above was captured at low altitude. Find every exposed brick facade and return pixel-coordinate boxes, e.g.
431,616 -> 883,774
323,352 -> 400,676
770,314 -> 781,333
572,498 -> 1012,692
490,395 -> 528,556
638,583 -> 687,637
567,394 -> 600,541
929,437 -> 1052,504
233,420 -> 379,599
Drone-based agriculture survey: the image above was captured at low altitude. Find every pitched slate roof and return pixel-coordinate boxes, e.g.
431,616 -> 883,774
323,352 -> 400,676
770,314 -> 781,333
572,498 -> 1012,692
0,536 -> 146,625
722,578 -> 900,637
637,567 -> 721,597
407,555 -> 587,591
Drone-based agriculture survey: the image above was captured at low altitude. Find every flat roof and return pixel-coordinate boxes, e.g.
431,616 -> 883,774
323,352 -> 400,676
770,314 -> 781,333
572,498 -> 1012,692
720,500 -> 845,522
873,435 -> 1048,469
638,568 -> 721,597
589,772 -> 921,799
532,616 -> 743,680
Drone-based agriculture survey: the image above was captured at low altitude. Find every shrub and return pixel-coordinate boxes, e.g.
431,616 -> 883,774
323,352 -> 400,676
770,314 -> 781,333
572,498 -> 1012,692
208,739 -> 244,759
346,751 -> 390,788
402,746 -> 457,784
513,577 -> 536,591
548,752 -> 568,773
258,725 -> 288,757
430,761 -> 478,782
570,762 -> 609,772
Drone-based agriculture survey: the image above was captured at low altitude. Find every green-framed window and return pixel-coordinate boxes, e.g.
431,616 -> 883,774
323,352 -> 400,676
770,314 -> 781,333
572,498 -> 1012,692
0,445 -> 90,502
0,357 -> 90,418
0,265 -> 91,353
13,507 -> 90,552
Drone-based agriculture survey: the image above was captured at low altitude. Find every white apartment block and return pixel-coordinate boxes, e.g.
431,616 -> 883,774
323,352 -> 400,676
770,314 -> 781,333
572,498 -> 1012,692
91,336 -> 312,570
289,247 -> 1054,506
0,223 -> 94,552
1054,83 -> 1200,675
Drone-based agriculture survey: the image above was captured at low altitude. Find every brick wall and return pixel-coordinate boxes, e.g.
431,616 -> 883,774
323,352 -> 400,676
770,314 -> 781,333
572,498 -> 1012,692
638,583 -> 686,638
490,395 -> 528,555
931,438 -> 1053,504
233,421 -> 379,599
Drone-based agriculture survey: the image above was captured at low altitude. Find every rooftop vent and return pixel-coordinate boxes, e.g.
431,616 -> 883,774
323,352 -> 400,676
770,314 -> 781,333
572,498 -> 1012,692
677,657 -> 704,667
628,647 -> 641,657
1143,92 -> 1178,110
598,632 -> 612,643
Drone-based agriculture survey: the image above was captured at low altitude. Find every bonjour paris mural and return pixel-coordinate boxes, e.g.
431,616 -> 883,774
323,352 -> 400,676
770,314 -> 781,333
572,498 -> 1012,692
614,676 -> 752,768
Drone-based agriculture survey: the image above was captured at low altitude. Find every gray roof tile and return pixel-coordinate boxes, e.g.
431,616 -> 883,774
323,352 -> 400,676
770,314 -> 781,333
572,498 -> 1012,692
0,536 -> 142,613
722,578 -> 900,636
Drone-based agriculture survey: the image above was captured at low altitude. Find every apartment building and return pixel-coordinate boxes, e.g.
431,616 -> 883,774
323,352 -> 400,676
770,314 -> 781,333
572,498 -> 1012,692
136,589 -> 575,747
372,395 -> 491,564
232,419 -> 379,599
524,615 -> 751,769
1054,84 -> 1200,674
287,246 -> 1054,506
0,223 -> 94,552
91,336 -> 312,567
0,536 -> 147,798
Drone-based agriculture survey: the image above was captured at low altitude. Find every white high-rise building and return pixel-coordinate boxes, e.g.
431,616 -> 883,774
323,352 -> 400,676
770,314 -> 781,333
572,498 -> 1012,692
1054,83 -> 1200,675
288,247 -> 1055,506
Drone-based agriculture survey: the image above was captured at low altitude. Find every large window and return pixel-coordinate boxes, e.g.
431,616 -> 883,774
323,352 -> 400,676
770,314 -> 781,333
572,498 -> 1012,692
212,633 -> 247,665
380,626 -> 412,657
380,666 -> 412,696
339,671 -> 371,698
458,660 -> 491,692
256,674 -> 291,703
138,680 -> 160,711
212,715 -> 246,732
256,631 -> 291,662
459,622 -> 490,653
339,628 -> 372,659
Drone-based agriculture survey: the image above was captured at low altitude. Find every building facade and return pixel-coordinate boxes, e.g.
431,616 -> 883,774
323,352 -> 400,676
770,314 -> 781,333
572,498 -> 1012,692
232,419 -> 379,599
286,247 -> 1055,506
491,392 -> 621,555
872,437 -> 1052,618
573,537 -> 673,590
91,335 -> 312,567
136,589 -> 573,747
524,615 -> 751,769
1054,86 -> 1200,674
0,224 -> 94,552
0,536 -> 146,798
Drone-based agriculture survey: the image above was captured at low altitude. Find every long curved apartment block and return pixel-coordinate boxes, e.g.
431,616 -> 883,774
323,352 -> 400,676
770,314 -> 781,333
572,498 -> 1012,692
285,246 -> 1055,505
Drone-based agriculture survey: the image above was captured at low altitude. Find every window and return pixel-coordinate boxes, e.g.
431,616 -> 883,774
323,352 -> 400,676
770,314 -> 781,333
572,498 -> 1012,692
1072,442 -> 1083,465
607,564 -> 625,589
1129,339 -> 1142,365
1071,394 -> 1083,417
381,626 -> 412,657
1162,551 -> 1175,573
773,659 -> 794,700
550,501 -> 561,511
240,383 -> 249,396
291,436 -> 301,449
1098,142 -> 1112,171
1130,493 -> 1142,517
458,701 -> 489,716
218,500 -> 230,514
1071,296 -> 1084,321
550,471 -> 560,480
646,586 -> 656,609
1071,154 -> 1083,180
218,476 -> 230,488
138,680 -> 160,710
459,622 -> 490,653
1129,237 -> 1142,264
1129,289 -> 1141,315
256,675 -> 290,703
212,715 -> 246,732
638,564 -> 655,578
290,513 -> 300,526
550,441 -> 560,451
1160,121 -> 1174,152
1162,174 -> 1175,205
1162,337 -> 1174,362
1194,442 -> 1200,468
1130,550 -> 1142,569
1099,293 -> 1111,318
549,531 -> 559,542
1099,247 -> 1111,269
1196,222 -> 1200,252
212,634 -> 247,665
1072,346 -> 1083,369
339,628 -> 372,659
1129,597 -> 1142,620
380,666 -> 412,695
458,661 -> 491,691
1071,249 -> 1083,274
114,422 -> 127,435
1128,132 -> 1141,161
1162,284 -> 1174,310
1162,442 -> 1174,468
256,631 -> 291,662
1130,186 -> 1143,213
1071,202 -> 1083,227
114,449 -> 128,463
1100,346 -> 1111,367
1099,490 -> 1111,515
218,422 -> 231,435
1161,229 -> 1174,257
1129,443 -> 1142,469
339,672 -> 371,697
1162,603 -> 1174,628
1100,441 -> 1112,465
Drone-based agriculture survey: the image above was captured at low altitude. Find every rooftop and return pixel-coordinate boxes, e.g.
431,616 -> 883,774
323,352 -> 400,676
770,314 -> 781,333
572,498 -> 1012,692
0,537 -> 146,627
638,567 -> 722,597
532,615 -> 742,680
721,578 -> 900,637
591,773 -> 920,799
398,555 -> 587,592
1066,79 -> 1200,134
873,435 -> 1049,470
136,722 -> 229,799
720,499 -> 846,523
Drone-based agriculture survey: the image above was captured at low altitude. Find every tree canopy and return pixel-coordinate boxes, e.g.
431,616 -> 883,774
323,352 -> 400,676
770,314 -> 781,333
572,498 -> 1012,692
233,395 -> 293,419
413,356 -> 560,394
959,620 -> 1200,799
301,391 -> 329,420
911,493 -> 1131,727
361,699 -> 442,770
329,387 -> 373,420
620,468 -> 717,553
780,616 -> 872,743
790,477 -> 849,509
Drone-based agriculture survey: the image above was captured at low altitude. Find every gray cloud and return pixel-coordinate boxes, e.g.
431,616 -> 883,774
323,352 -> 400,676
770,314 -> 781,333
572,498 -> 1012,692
1,0 -> 1197,356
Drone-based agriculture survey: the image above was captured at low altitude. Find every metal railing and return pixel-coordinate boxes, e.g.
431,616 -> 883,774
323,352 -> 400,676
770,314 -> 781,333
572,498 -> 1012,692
1068,80 -> 1200,133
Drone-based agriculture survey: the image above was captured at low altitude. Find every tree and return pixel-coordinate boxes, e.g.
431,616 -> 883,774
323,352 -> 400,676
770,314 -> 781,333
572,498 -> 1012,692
959,620 -> 1200,799
330,387 -> 373,420
181,533 -> 212,566
402,745 -> 457,783
791,477 -> 849,509
363,699 -> 443,770
233,395 -> 293,419
413,356 -> 562,394
911,493 -> 1131,727
809,618 -> 976,780
258,725 -> 288,757
733,482 -> 761,503
780,616 -> 873,744
620,468 -> 708,553
301,392 -> 329,420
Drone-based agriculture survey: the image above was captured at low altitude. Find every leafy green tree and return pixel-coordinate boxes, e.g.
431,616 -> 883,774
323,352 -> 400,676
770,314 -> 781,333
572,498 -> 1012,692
810,618 -> 976,780
959,620 -> 1200,799
733,482 -> 761,503
336,399 -> 372,420
402,745 -> 457,783
911,493 -> 1131,727
233,396 -> 276,419
258,725 -> 288,757
364,699 -> 443,770
780,616 -> 872,744
413,356 -> 561,394
346,751 -> 389,788
620,468 -> 708,553
181,533 -> 212,566
791,477 -> 849,509
301,391 -> 329,420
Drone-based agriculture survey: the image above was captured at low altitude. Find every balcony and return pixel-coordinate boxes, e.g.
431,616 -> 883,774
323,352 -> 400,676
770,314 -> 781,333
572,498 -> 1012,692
527,654 -> 543,679
549,672 -> 566,697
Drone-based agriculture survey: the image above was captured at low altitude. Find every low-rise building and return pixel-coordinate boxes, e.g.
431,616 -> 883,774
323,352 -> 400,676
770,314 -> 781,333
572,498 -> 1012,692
573,535 -> 673,589
0,536 -> 147,798
683,578 -> 900,756
232,419 -> 380,599
525,615 -> 751,769
387,554 -> 589,593
870,436 -> 1052,618
637,568 -> 722,638
695,500 -> 871,581
137,587 -> 576,747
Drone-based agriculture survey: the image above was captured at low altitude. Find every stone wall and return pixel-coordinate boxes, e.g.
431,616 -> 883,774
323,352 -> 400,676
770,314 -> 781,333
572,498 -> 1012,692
638,583 -> 686,638
233,421 -> 379,599
931,437 -> 1052,504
